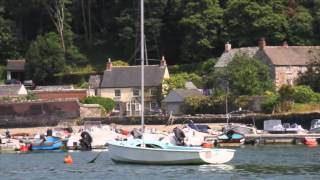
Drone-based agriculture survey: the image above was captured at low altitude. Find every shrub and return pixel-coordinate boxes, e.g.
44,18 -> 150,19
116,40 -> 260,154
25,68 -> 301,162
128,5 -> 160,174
113,60 -> 128,66
292,85 -> 316,103
261,95 -> 279,113
26,92 -> 38,101
82,96 -> 115,113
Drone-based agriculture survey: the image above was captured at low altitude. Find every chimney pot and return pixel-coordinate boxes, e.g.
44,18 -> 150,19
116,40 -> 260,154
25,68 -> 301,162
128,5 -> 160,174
225,42 -> 232,52
259,37 -> 266,50
106,58 -> 112,71
283,41 -> 289,48
160,56 -> 166,67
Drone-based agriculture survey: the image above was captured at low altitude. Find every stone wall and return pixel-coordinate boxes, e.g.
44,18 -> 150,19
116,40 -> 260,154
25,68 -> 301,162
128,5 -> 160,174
0,100 -> 80,128
83,112 -> 320,130
80,104 -> 105,118
33,90 -> 87,100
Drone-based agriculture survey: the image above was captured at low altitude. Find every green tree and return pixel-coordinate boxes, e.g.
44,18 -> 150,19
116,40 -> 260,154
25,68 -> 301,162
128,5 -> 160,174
25,32 -> 65,84
226,54 -> 274,95
224,0 -> 288,46
0,16 -> 19,63
163,73 -> 202,95
297,57 -> 320,92
179,0 -> 223,62
82,96 -> 115,113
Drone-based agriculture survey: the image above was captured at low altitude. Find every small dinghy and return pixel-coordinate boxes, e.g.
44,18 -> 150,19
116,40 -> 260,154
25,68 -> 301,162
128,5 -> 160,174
31,136 -> 64,151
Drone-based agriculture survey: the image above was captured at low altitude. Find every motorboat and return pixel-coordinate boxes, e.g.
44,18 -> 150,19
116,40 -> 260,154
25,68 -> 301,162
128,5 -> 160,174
217,130 -> 245,147
0,136 -> 21,152
67,121 -> 128,150
224,123 -> 258,135
309,119 -> 320,133
264,120 -> 306,134
108,139 -> 235,165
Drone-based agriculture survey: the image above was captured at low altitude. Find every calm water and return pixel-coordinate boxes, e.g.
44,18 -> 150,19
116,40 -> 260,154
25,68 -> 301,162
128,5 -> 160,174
0,145 -> 320,180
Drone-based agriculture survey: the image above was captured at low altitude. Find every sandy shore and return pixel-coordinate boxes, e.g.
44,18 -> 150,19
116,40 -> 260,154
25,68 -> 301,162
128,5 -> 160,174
0,124 -> 225,136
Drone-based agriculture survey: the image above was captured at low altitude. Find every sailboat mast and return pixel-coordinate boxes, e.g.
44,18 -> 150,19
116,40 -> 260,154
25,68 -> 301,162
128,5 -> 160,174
140,0 -> 145,133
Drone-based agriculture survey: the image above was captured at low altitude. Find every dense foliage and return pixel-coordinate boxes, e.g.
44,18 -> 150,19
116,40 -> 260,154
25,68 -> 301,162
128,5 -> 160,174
261,85 -> 320,113
25,32 -> 66,84
297,57 -> 320,92
82,96 -> 115,113
1,0 -> 320,69
212,54 -> 274,96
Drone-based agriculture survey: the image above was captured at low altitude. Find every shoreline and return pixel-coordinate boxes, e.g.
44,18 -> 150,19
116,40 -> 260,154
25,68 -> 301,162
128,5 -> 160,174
0,123 -> 225,136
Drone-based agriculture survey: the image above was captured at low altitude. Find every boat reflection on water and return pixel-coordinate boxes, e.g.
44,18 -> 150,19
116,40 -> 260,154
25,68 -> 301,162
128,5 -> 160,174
198,164 -> 235,172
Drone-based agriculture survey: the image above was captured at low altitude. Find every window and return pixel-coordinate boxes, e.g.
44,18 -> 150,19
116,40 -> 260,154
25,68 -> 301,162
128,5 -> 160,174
114,103 -> 120,112
133,88 -> 139,96
115,89 -> 121,97
150,102 -> 157,110
134,103 -> 141,111
150,88 -> 157,96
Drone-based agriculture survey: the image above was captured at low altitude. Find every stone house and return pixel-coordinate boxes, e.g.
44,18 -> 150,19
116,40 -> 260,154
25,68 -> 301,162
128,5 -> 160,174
215,38 -> 320,88
162,89 -> 203,115
89,57 -> 170,116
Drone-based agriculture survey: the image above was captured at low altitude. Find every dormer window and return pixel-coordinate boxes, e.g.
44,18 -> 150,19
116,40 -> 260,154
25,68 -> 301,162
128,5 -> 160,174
115,89 -> 121,97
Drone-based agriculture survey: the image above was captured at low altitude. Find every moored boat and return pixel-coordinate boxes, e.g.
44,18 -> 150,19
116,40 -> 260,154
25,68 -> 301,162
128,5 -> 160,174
309,119 -> 320,133
31,136 -> 64,151
108,139 -> 235,165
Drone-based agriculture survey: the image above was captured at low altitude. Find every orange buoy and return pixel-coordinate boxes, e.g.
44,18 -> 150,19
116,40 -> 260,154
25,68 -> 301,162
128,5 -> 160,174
20,145 -> 29,152
303,138 -> 317,146
64,154 -> 73,164
201,142 -> 213,148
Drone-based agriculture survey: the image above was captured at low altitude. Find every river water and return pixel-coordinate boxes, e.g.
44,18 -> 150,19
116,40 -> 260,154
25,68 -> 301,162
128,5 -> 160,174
0,145 -> 319,180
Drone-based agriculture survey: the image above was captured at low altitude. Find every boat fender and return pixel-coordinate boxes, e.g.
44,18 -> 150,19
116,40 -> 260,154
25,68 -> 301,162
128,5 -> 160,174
201,142 -> 213,148
64,154 -> 73,164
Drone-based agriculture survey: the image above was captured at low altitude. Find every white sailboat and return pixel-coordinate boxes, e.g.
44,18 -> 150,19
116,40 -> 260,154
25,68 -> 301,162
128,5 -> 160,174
108,0 -> 235,165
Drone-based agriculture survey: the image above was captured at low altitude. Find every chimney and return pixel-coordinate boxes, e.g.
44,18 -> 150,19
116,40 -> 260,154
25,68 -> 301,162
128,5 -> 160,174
160,56 -> 167,67
259,37 -> 266,50
283,41 -> 289,48
106,58 -> 112,71
225,42 -> 232,52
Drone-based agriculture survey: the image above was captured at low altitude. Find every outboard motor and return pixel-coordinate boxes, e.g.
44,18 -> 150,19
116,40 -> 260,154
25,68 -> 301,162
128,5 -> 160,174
226,129 -> 235,140
46,129 -> 53,136
79,131 -> 92,150
173,127 -> 186,146
131,128 -> 143,139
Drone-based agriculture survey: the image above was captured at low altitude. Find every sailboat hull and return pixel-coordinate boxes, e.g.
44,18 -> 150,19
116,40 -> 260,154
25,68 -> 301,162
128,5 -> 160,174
108,140 -> 235,165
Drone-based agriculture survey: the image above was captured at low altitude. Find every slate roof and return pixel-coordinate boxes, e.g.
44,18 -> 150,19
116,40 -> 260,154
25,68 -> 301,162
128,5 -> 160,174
6,59 -> 26,71
215,46 -> 320,67
215,47 -> 259,68
162,89 -> 203,103
264,46 -> 320,65
100,65 -> 166,88
0,85 -> 25,97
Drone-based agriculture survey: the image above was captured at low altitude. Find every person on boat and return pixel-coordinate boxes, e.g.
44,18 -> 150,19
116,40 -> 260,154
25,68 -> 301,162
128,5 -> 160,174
5,129 -> 11,138
39,134 -> 46,145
